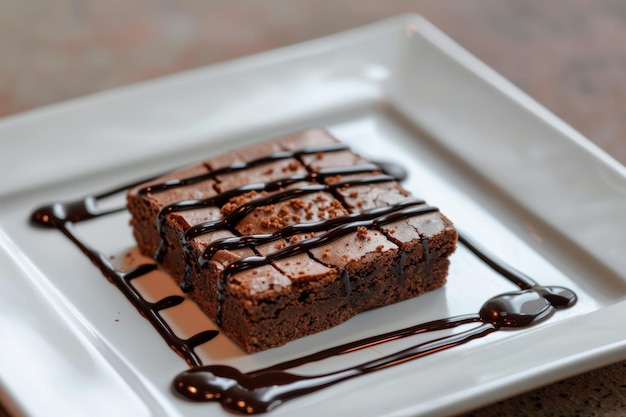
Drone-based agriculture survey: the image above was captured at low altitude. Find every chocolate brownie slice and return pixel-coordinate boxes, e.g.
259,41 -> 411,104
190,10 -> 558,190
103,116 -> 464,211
127,129 -> 457,353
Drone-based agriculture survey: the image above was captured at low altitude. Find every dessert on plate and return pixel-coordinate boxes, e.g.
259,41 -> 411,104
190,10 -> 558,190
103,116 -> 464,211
127,129 -> 457,352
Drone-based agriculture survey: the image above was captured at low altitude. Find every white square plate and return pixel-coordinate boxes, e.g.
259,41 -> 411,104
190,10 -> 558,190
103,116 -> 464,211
1,14 -> 625,417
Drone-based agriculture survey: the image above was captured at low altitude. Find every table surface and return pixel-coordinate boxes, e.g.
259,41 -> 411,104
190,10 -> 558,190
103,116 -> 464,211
1,0 -> 625,416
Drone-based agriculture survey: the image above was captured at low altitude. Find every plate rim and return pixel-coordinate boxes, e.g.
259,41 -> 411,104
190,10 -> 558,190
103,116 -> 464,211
1,13 -> 625,417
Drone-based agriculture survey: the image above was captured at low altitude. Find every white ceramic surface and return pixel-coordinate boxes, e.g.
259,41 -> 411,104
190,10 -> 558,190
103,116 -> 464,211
0,14 -> 625,417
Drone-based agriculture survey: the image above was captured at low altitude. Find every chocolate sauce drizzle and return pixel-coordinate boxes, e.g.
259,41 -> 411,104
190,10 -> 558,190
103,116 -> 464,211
172,263 -> 576,414
179,173 -> 402,289
154,164 -> 386,262
30,183 -> 218,368
29,143 -> 577,415
147,144 -> 434,330
137,143 -> 350,196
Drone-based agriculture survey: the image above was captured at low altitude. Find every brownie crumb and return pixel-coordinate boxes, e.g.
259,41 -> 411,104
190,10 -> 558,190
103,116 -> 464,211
289,198 -> 306,210
356,226 -> 369,239
221,191 -> 259,216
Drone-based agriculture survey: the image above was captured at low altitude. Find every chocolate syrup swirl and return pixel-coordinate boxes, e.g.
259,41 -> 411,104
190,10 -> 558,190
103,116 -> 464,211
148,144 -> 408,306
147,145 -> 437,328
138,143 -> 350,196
182,174 -> 395,241
200,198 -> 426,261
172,287 -> 575,414
218,203 -> 439,281
171,259 -> 575,414
29,142 -> 577,415
30,184 -> 218,367
154,163 -> 386,261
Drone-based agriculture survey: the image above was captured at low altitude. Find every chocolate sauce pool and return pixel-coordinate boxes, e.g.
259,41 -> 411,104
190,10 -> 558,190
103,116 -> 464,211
30,145 -> 577,414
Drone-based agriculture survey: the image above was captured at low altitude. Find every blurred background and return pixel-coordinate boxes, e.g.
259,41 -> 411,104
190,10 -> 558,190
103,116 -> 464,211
2,0 -> 626,166
1,0 -> 625,416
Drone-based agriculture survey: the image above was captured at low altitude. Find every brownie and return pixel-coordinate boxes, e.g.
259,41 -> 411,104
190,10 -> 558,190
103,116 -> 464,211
127,129 -> 457,353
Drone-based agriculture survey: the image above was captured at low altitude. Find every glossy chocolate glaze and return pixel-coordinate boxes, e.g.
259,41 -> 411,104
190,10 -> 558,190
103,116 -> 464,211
30,143 -> 577,414
137,143 -> 350,196
154,163 -> 386,262
179,173 -> 402,290
209,201 -> 438,325
30,184 -> 218,368
146,144 -> 439,331
172,286 -> 575,414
